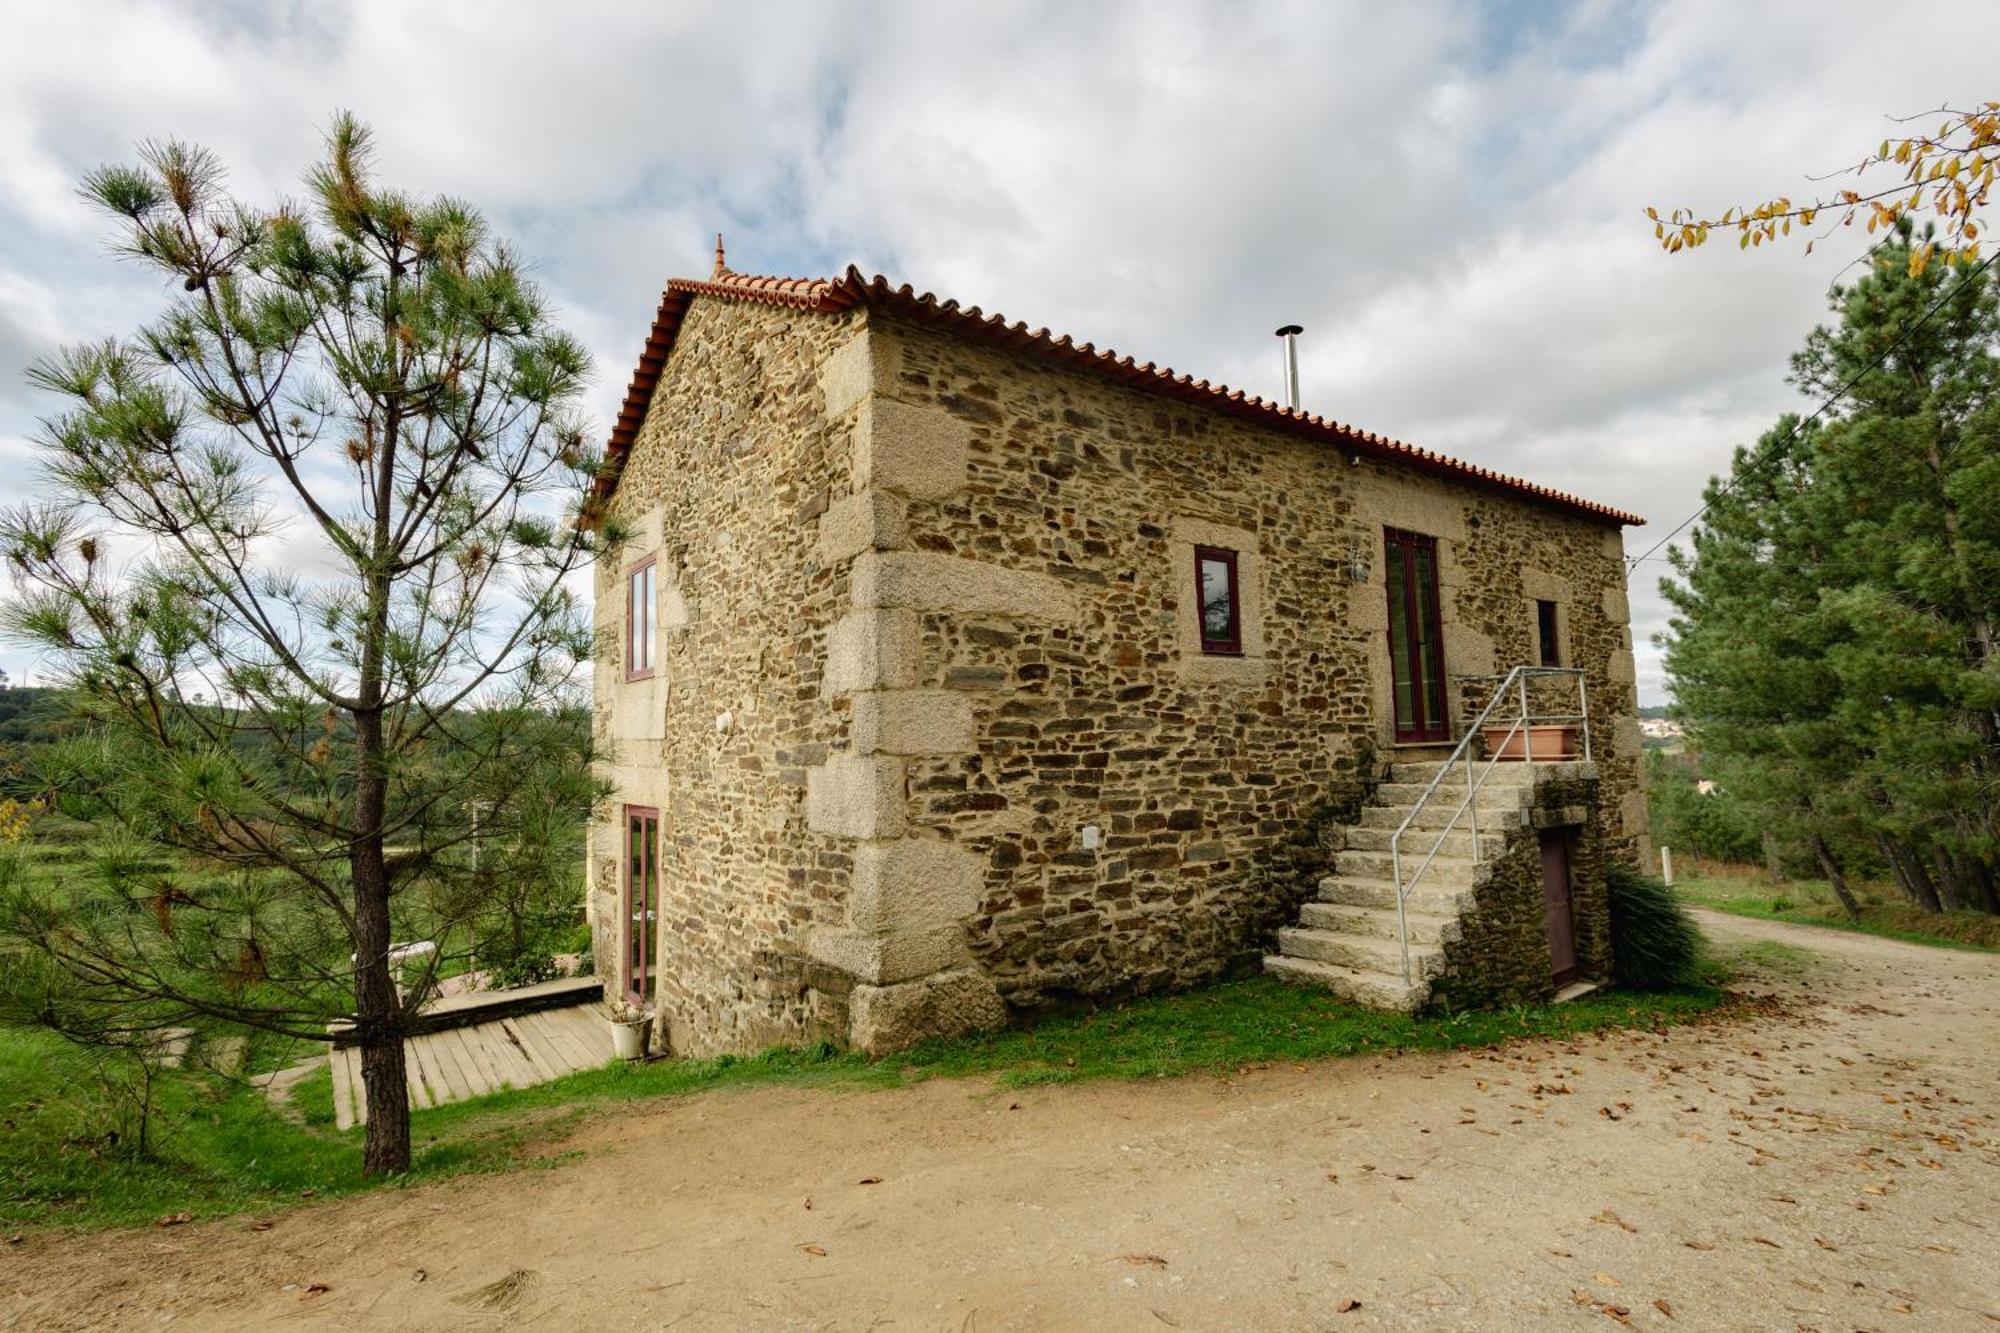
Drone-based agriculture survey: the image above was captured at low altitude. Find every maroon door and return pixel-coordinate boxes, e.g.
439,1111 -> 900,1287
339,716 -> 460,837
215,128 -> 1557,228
624,806 -> 659,1006
1540,832 -> 1578,984
1384,529 -> 1449,743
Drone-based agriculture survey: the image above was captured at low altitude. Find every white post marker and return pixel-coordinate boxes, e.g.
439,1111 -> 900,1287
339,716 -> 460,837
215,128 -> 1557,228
1661,845 -> 1674,887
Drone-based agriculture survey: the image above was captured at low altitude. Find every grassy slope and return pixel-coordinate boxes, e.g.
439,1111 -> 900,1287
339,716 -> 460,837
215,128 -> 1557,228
1,974 -> 1727,1233
1674,872 -> 2000,952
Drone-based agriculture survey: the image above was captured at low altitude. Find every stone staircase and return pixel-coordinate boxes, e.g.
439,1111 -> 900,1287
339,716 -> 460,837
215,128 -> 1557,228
1263,757 -> 1556,1011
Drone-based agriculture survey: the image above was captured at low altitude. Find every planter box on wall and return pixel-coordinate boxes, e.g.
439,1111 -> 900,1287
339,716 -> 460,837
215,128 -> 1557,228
1482,724 -> 1578,762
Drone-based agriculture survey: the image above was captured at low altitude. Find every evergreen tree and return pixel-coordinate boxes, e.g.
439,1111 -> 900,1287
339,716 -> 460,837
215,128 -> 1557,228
0,118 -> 608,1173
1661,230 -> 2000,916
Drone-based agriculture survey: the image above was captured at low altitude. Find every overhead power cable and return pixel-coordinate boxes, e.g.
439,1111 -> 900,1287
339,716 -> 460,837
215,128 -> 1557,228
1627,245 -> 1999,572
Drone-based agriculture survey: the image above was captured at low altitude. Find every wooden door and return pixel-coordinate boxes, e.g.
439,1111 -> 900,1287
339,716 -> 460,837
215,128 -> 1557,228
1540,831 -> 1578,984
623,806 -> 659,1006
1385,529 -> 1449,743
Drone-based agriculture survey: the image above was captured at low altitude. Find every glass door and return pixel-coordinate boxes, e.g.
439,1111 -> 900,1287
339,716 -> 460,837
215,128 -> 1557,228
623,806 -> 659,1006
1384,529 -> 1449,744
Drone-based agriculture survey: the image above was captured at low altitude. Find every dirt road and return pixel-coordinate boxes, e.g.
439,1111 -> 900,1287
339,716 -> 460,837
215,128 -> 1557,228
4,911 -> 1996,1331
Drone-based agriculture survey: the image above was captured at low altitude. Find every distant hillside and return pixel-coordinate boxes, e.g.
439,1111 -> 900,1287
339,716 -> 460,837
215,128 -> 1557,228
0,686 -> 74,748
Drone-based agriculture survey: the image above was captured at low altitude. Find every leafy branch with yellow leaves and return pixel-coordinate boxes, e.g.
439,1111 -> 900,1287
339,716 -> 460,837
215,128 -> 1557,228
1649,101 -> 2000,275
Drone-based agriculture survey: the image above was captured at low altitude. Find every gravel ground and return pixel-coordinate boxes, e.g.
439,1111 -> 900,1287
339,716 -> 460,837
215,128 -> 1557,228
3,909 -> 1996,1331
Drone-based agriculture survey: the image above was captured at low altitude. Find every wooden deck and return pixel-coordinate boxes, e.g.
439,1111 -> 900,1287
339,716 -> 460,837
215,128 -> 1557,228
330,998 -> 611,1130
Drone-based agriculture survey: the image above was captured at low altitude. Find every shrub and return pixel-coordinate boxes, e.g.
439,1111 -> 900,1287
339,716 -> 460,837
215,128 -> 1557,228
1607,863 -> 1703,990
491,952 -> 560,991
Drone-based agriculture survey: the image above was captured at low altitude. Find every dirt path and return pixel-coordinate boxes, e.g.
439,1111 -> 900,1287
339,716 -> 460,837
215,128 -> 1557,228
4,912 -> 1996,1331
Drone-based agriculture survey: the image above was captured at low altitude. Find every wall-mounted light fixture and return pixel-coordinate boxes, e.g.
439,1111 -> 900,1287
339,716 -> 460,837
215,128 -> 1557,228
1346,533 -> 1372,584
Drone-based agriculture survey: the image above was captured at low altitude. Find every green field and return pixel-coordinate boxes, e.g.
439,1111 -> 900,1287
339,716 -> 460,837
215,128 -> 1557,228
1673,871 -> 2000,952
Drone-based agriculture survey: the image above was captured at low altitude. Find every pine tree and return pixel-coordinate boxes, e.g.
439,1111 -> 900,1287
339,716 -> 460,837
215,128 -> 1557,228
0,117 -> 609,1173
1661,231 -> 2000,916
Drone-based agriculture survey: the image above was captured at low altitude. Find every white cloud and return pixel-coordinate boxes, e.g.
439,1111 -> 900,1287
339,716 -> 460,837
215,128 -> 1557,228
4,0 -> 2000,699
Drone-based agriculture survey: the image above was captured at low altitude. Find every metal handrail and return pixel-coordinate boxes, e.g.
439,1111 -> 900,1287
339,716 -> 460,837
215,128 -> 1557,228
1387,666 -> 1592,984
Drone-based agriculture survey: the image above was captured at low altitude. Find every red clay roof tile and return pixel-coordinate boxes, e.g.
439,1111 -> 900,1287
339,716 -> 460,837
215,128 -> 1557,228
589,264 -> 1643,527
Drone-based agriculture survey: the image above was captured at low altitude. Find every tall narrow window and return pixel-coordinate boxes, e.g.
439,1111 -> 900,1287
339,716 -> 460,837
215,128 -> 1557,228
626,558 -> 657,680
1194,546 -> 1242,655
1384,528 -> 1449,743
1536,599 -> 1561,668
623,806 -> 659,1006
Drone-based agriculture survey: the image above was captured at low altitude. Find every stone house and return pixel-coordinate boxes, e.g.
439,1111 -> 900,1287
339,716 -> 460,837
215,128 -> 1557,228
585,249 -> 1648,1056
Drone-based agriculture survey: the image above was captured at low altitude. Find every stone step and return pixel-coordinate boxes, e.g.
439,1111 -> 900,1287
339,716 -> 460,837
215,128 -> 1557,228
1388,758 -> 1547,786
1298,900 -> 1461,946
1316,874 -> 1474,914
1335,847 -> 1481,883
1276,926 -> 1445,981
1261,954 -> 1429,1012
1373,781 -> 1537,810
1343,825 -> 1507,859
1356,802 -> 1528,832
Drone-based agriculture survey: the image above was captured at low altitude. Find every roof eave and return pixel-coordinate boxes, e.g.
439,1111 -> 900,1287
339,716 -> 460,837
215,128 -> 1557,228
586,267 -> 1644,529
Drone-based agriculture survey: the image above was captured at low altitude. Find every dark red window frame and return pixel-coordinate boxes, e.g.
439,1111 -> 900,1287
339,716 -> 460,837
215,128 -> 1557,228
1536,599 -> 1561,668
625,556 -> 657,681
1194,545 -> 1243,656
623,805 -> 659,1007
1384,528 -> 1449,744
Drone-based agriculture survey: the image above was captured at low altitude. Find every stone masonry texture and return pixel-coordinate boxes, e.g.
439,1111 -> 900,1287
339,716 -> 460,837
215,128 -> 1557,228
591,293 -> 1646,1054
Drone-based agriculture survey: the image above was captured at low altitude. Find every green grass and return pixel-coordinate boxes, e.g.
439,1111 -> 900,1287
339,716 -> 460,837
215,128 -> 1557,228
1,972 -> 1729,1233
0,1027 -> 373,1231
1674,873 -> 2000,952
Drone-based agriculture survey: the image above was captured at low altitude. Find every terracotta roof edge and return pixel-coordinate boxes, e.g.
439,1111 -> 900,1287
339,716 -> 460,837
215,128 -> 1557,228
590,268 -> 1645,529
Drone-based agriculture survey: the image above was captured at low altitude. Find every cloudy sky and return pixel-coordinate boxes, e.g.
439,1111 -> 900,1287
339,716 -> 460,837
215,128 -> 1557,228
3,0 -> 1997,703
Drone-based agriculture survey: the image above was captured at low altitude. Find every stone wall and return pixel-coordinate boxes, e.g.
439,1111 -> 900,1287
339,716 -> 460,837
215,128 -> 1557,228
1430,769 -> 1612,1010
589,297 -> 859,1056
838,314 -> 1645,1029
597,294 -> 1646,1053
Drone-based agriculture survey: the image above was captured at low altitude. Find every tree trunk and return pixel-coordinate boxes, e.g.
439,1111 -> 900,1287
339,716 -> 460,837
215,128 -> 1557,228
351,791 -> 411,1175
352,261 -> 415,1177
1931,848 -> 1974,913
1966,854 -> 2000,916
1810,834 -> 1863,920
1762,833 -> 1787,885
1897,840 -> 1946,913
1875,835 -> 1942,912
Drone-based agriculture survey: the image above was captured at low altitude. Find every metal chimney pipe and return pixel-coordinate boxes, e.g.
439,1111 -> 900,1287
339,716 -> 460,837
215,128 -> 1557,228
1274,324 -> 1303,412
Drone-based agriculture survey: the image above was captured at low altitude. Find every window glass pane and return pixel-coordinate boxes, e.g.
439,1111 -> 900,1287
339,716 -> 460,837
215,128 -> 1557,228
1537,600 -> 1560,667
627,815 -> 643,976
1385,542 -> 1415,729
630,564 -> 656,673
641,816 -> 657,977
1199,555 -> 1234,642
1413,545 -> 1446,723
